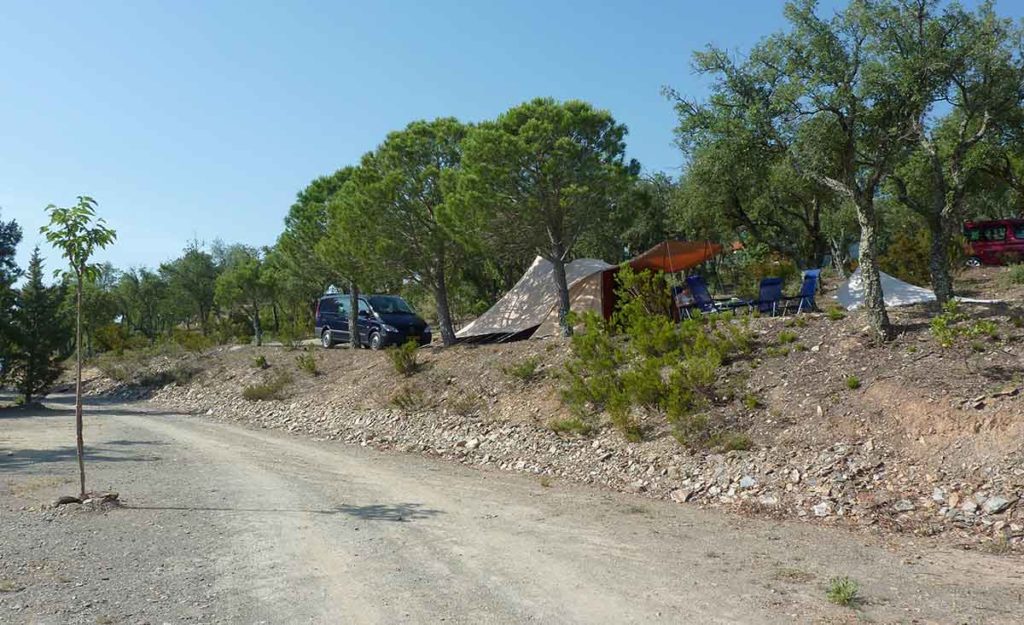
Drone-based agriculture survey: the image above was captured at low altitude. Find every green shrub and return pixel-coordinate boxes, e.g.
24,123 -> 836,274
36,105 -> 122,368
137,364 -> 199,388
714,431 -> 753,451
742,393 -> 762,410
388,341 -> 420,376
562,267 -> 752,446
449,393 -> 482,417
390,385 -> 428,411
549,417 -> 594,436
94,324 -> 148,355
506,356 -> 542,382
253,354 -> 268,369
931,300 -> 1001,347
826,576 -> 859,607
845,376 -> 861,390
295,351 -> 318,376
777,330 -> 798,344
172,329 -> 215,353
1006,264 -> 1024,285
242,372 -> 292,401
826,307 -> 846,321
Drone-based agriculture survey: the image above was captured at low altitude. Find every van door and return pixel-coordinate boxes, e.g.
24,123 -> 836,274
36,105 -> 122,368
979,223 -> 1009,265
336,297 -> 351,342
1010,222 -> 1024,264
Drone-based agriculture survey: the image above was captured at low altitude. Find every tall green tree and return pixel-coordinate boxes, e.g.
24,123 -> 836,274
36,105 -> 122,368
160,240 -> 218,333
887,1 -> 1024,302
0,210 -> 22,380
456,98 -> 637,336
670,0 -> 960,340
41,196 -> 116,499
274,167 -> 355,326
214,245 -> 271,346
10,248 -> 65,403
340,118 -> 468,345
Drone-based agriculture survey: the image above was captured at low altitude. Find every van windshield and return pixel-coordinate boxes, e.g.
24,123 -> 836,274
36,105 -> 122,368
368,295 -> 414,314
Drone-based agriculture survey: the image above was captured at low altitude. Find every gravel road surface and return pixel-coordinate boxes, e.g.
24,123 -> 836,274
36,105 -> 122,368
2,394 -> 1022,624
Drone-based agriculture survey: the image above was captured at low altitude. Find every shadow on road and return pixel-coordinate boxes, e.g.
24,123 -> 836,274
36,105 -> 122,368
0,445 -> 163,469
125,502 -> 443,522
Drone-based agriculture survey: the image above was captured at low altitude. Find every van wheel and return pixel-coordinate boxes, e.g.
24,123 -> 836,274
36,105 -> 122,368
369,332 -> 382,351
965,256 -> 982,268
321,330 -> 333,349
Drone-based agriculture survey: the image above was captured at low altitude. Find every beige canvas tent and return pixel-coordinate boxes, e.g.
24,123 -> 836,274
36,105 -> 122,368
455,256 -> 614,341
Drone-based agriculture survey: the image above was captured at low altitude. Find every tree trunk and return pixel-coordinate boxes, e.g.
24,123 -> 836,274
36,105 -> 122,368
252,304 -> 262,347
433,264 -> 457,347
927,217 -> 954,304
550,255 -> 572,337
272,300 -> 280,333
855,210 -> 894,341
75,276 -> 86,499
349,283 -> 360,349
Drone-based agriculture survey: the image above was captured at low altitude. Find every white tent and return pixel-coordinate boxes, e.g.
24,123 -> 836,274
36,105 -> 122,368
456,256 -> 614,340
835,268 -> 936,310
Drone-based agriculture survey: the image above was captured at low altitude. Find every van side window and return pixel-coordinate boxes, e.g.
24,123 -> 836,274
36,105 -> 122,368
358,298 -> 372,314
337,298 -> 349,316
319,298 -> 338,314
965,227 -> 981,242
1015,224 -> 1024,240
983,226 -> 1007,242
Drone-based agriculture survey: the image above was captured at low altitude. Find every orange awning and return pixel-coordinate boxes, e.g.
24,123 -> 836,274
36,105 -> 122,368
627,240 -> 723,273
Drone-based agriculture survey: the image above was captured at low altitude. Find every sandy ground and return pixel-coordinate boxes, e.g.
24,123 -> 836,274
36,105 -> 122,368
2,394 -> 1023,624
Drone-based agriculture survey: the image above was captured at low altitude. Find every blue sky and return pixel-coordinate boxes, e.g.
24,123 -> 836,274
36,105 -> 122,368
1,0 -> 1019,273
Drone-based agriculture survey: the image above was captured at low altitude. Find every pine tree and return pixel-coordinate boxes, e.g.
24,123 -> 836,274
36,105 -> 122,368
11,248 -> 66,404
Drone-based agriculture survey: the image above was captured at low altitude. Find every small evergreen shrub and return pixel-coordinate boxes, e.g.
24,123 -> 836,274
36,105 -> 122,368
242,372 -> 292,401
390,385 -> 428,411
1006,264 -> 1024,285
826,576 -> 859,607
295,351 -> 318,376
826,306 -> 846,321
506,356 -> 542,382
253,354 -> 268,369
777,330 -> 798,344
549,417 -> 593,436
388,341 -> 420,376
845,376 -> 861,390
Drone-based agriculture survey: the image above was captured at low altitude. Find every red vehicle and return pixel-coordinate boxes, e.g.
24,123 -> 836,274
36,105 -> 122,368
963,219 -> 1024,267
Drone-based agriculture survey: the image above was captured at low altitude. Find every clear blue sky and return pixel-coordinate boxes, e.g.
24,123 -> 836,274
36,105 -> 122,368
1,0 -> 1018,273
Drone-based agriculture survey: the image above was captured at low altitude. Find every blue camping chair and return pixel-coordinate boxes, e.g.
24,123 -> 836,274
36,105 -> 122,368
751,277 -> 785,316
680,275 -> 746,318
782,269 -> 821,314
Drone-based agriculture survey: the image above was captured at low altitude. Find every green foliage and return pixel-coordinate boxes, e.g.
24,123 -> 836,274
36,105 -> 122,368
387,341 -> 420,376
171,329 -> 215,353
549,417 -> 593,436
714,432 -> 754,452
1006,264 -> 1024,285
449,393 -> 482,417
455,98 -> 637,335
777,330 -> 798,345
215,245 -> 271,346
158,241 -> 218,335
742,393 -> 762,410
562,267 -> 751,445
390,385 -> 428,412
252,354 -> 268,369
94,323 -> 147,355
845,376 -> 861,390
8,248 -> 66,403
506,356 -> 542,382
826,576 -> 860,607
930,300 -> 1000,348
242,371 -> 292,401
826,306 -> 847,321
295,351 -> 318,376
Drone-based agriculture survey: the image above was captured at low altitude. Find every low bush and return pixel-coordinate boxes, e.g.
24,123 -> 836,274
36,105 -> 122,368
295,351 -> 318,376
826,576 -> 859,607
388,341 -> 420,376
562,267 -> 752,446
549,417 -> 594,436
506,356 -> 542,382
1007,264 -> 1024,285
449,393 -> 482,417
826,306 -> 846,321
777,330 -> 798,344
172,329 -> 215,353
390,385 -> 428,412
242,372 -> 292,401
930,300 -> 1001,348
713,431 -> 753,452
253,354 -> 269,369
845,376 -> 861,390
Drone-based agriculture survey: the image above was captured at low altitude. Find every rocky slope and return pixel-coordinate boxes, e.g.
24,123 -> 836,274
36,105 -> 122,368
84,269 -> 1024,551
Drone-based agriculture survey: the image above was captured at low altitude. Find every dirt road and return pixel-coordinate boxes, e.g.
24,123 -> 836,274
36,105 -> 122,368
2,395 -> 1021,624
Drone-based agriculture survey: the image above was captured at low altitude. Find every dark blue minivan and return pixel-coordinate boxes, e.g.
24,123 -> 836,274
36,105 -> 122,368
315,294 -> 431,350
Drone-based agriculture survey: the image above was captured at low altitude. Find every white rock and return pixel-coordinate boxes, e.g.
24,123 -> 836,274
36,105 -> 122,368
812,501 -> 832,517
